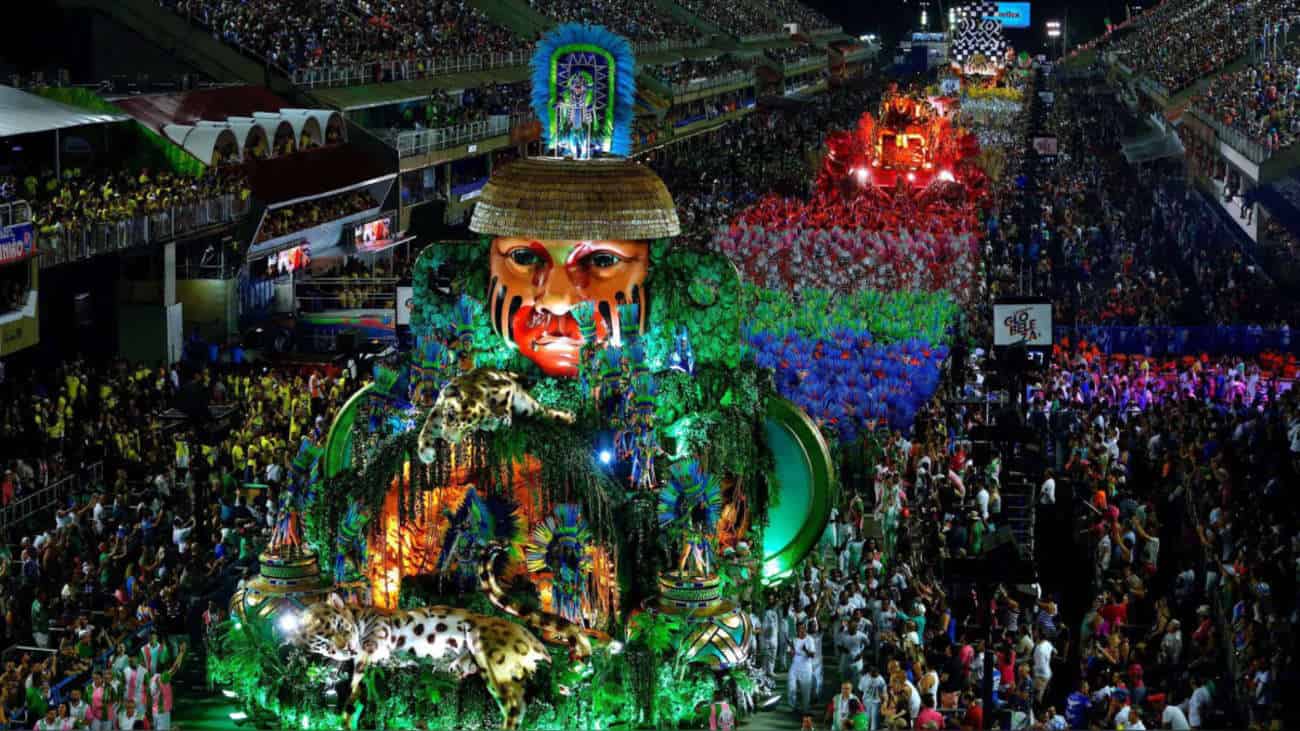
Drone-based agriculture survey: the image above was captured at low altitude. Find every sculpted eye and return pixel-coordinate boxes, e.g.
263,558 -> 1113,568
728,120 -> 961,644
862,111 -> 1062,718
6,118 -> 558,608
586,251 -> 622,269
509,249 -> 545,267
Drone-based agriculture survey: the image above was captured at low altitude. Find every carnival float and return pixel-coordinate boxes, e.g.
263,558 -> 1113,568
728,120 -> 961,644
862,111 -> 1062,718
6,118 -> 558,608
207,16 -> 1028,727
210,25 -> 836,731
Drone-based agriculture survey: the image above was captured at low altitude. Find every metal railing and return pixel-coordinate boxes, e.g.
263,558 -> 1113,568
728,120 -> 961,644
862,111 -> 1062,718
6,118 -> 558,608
633,38 -> 708,55
740,32 -> 785,42
781,55 -> 826,74
390,113 -> 532,158
296,276 -> 400,312
1135,75 -> 1169,101
669,69 -> 754,97
1185,106 -> 1276,165
36,193 -> 250,268
291,50 -> 534,89
0,462 -> 102,533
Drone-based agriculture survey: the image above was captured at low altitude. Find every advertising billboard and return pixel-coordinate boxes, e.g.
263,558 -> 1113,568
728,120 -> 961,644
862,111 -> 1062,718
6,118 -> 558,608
0,223 -> 35,266
994,301 -> 1052,347
985,2 -> 1032,29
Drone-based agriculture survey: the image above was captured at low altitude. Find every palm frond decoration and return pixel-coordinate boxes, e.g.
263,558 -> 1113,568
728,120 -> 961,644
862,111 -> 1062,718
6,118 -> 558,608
617,302 -> 641,342
453,294 -> 477,344
572,301 -> 599,343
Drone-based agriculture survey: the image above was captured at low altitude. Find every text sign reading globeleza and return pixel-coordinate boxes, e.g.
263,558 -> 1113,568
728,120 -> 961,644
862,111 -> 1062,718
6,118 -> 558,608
994,302 -> 1052,347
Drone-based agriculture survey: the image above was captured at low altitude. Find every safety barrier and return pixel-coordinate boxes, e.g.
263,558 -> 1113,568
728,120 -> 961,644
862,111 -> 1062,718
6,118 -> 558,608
781,55 -> 827,74
295,276 -> 400,313
36,194 -> 250,268
390,113 -> 532,158
1184,106 -> 1275,165
0,462 -> 102,534
1135,75 -> 1170,102
633,38 -> 708,55
669,69 -> 754,96
291,50 -> 533,89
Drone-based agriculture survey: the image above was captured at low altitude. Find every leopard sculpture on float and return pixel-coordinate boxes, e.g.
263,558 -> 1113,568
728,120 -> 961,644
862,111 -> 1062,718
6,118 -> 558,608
417,368 -> 576,463
295,545 -> 591,730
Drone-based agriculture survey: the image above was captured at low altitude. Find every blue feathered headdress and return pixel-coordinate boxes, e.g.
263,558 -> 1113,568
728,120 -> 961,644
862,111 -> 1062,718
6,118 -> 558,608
657,461 -> 722,530
531,23 -> 636,158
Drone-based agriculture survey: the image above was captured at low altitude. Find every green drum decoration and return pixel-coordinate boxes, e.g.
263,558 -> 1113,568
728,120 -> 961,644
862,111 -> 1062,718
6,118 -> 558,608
679,605 -> 754,670
760,397 -> 836,584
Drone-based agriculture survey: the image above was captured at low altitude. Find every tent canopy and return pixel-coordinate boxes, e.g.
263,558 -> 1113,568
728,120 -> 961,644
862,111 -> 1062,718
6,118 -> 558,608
0,86 -> 129,138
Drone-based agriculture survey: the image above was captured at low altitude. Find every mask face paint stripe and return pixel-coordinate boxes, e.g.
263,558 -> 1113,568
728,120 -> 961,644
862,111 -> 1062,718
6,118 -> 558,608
506,295 -> 524,345
597,301 -> 613,339
495,282 -> 510,338
489,276 -> 503,336
631,284 -> 647,331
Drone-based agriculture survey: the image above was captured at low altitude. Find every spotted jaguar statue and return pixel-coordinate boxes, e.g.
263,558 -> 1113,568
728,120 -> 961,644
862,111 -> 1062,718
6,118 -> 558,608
417,368 -> 576,463
296,545 -> 591,730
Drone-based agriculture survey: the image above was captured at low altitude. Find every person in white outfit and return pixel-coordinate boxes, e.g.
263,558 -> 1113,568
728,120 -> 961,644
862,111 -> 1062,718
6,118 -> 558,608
810,616 -> 825,699
788,623 -> 818,714
858,666 -> 888,731
761,605 -> 782,677
835,617 -> 871,691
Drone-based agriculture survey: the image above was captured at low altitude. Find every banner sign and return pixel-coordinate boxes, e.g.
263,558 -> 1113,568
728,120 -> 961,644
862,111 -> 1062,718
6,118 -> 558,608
994,301 -> 1052,347
985,2 -> 1032,28
0,223 -> 35,266
1032,136 -> 1058,155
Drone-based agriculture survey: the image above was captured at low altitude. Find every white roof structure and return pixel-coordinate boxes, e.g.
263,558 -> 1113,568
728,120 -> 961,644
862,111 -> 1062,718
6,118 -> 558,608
0,86 -> 130,138
162,123 -> 240,166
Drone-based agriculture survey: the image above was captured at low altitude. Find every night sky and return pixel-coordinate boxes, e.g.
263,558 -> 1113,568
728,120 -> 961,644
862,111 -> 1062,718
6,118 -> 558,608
805,0 -> 1136,53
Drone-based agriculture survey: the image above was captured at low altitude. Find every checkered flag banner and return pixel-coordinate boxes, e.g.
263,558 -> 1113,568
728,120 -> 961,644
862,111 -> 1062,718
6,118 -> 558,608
951,2 -> 1007,68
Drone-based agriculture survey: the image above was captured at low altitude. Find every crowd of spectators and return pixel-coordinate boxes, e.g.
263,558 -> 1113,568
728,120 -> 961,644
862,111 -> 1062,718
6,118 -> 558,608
524,0 -> 701,43
995,79 -> 1297,331
674,0 -> 773,36
256,191 -> 375,243
166,0 -> 521,75
1193,49 -> 1300,153
762,0 -> 837,32
1110,0 -> 1300,94
0,167 -> 248,245
0,352 -> 357,729
740,66 -> 1300,731
1002,72 -> 1299,730
649,55 -> 752,86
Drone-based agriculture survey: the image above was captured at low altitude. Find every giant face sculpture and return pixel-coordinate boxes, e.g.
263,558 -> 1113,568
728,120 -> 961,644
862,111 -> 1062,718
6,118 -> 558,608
488,238 -> 649,377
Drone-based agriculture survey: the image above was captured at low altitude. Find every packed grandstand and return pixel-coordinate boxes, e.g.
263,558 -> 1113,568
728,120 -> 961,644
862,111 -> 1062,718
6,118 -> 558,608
0,1 -> 1297,731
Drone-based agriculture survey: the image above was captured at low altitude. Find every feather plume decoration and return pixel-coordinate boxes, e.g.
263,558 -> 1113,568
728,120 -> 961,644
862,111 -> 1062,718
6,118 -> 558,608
657,461 -> 722,530
531,23 -> 636,157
